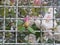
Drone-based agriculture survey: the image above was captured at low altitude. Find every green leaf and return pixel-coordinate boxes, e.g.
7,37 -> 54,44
18,25 -> 25,31
17,20 -> 25,31
27,26 -> 35,34
17,20 -> 24,25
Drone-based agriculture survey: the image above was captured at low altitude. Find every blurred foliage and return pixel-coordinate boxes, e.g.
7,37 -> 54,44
17,20 -> 35,33
31,8 -> 41,16
0,8 -> 4,17
5,8 -> 15,18
18,7 -> 48,17
0,19 -> 3,30
27,26 -> 35,34
0,0 -> 60,43
0,0 -> 3,5
5,19 -> 10,30
18,8 -> 28,17
5,32 -> 16,43
31,7 -> 48,16
17,20 -> 25,31
47,39 -> 54,43
5,19 -> 16,30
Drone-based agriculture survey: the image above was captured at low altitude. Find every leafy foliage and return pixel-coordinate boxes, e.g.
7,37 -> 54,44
5,8 -> 15,18
0,8 -> 4,17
